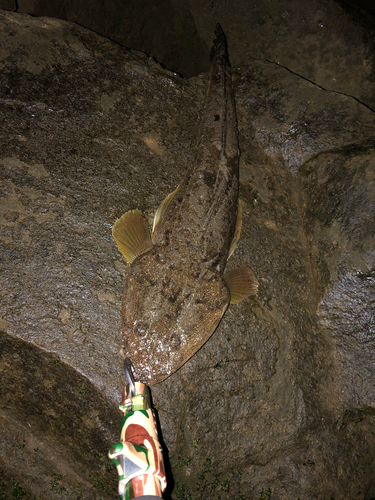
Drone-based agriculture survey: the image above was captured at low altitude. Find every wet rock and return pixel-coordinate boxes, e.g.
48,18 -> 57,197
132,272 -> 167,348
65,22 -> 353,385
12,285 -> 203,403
0,9 -> 374,500
0,333 -> 119,499
1,0 -> 375,110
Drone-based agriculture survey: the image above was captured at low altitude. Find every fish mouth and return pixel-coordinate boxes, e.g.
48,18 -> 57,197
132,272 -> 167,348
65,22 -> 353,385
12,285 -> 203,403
132,364 -> 168,386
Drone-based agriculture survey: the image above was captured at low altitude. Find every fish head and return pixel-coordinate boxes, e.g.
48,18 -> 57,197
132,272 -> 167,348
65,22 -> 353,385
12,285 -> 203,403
121,250 -> 230,385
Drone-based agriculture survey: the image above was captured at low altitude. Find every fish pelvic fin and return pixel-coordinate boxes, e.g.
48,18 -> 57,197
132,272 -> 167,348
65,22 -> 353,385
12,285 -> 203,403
224,266 -> 258,304
152,185 -> 180,238
227,200 -> 243,260
112,209 -> 152,264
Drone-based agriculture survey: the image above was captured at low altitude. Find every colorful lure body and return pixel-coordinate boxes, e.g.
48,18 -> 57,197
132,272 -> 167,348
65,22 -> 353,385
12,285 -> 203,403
108,381 -> 166,499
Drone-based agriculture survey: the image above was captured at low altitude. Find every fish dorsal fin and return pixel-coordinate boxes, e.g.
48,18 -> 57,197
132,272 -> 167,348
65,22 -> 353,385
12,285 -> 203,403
112,209 -> 152,264
227,200 -> 243,260
152,185 -> 180,238
224,266 -> 258,304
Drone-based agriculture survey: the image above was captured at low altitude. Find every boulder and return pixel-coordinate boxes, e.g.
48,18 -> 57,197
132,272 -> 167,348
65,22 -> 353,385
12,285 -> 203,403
0,9 -> 374,500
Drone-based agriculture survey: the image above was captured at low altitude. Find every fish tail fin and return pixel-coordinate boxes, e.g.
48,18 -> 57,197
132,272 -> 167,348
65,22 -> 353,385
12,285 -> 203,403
211,24 -> 227,61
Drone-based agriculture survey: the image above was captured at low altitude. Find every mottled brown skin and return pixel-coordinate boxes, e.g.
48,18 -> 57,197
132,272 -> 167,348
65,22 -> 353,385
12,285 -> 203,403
123,25 -> 240,384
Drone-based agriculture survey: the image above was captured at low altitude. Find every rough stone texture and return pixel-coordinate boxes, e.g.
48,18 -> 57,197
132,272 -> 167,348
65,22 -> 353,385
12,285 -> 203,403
0,8 -> 374,500
0,333 -> 119,499
1,0 -> 375,110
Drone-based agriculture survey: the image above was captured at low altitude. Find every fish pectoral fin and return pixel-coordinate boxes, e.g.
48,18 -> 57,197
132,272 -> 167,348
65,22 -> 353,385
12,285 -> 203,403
224,266 -> 258,304
152,185 -> 180,238
112,209 -> 152,264
227,200 -> 243,260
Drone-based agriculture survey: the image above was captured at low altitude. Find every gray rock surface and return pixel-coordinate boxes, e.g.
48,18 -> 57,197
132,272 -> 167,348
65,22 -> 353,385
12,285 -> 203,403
0,8 -> 374,500
1,0 -> 375,109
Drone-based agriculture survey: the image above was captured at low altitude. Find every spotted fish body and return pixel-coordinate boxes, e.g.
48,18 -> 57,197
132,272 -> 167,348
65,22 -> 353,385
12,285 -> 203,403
113,25 -> 257,385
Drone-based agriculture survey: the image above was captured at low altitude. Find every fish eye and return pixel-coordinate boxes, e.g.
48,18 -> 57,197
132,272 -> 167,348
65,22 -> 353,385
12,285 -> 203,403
135,322 -> 148,336
171,334 -> 181,347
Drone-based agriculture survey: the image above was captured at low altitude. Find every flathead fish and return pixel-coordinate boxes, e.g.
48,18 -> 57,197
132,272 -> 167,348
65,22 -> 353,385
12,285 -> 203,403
113,24 -> 257,385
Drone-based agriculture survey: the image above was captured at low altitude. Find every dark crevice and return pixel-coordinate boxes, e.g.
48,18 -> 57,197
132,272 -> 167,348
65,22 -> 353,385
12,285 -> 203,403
264,58 -> 375,114
14,0 -> 18,12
